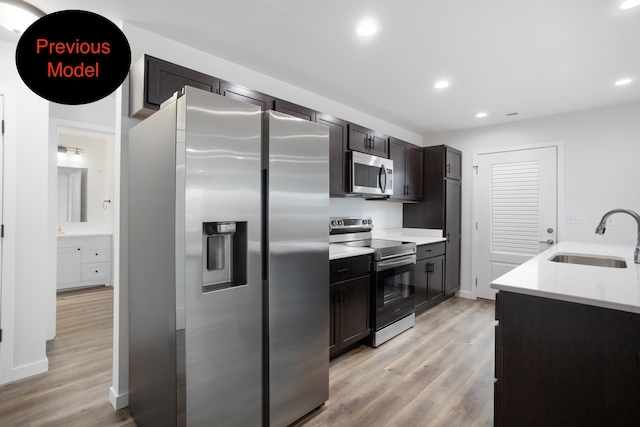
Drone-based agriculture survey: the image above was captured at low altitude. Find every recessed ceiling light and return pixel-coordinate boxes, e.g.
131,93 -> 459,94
615,78 -> 633,86
475,112 -> 488,118
620,0 -> 640,10
434,81 -> 450,89
355,20 -> 377,36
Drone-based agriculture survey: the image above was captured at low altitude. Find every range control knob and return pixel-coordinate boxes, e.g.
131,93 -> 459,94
331,220 -> 337,227
339,219 -> 344,226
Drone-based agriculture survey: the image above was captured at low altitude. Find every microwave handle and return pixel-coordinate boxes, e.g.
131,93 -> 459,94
380,164 -> 388,192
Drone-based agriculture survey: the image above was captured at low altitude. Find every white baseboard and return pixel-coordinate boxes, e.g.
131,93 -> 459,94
12,358 -> 48,381
458,290 -> 474,300
109,387 -> 129,410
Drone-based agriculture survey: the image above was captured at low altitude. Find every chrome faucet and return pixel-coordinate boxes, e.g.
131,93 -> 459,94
595,209 -> 640,264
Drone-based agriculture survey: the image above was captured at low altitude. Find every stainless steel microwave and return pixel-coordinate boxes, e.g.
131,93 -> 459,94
348,151 -> 394,196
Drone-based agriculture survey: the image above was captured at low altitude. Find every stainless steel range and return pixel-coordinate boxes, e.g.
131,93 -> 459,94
330,217 -> 417,347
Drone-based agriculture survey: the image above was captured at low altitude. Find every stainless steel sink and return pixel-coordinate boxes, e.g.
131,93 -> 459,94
549,253 -> 627,268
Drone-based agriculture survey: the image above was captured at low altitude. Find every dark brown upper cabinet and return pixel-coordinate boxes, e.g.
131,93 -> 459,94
274,99 -> 316,122
388,137 -> 423,201
220,81 -> 274,111
348,123 -> 388,158
446,147 -> 462,180
129,54 -> 221,119
316,113 -> 349,197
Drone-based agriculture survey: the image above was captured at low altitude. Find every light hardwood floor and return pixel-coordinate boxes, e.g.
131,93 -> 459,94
0,288 -> 494,427
0,286 -> 135,427
296,296 -> 495,427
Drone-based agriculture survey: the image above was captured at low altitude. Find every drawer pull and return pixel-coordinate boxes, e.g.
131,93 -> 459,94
95,253 -> 99,256
77,248 -> 81,251
337,268 -> 349,273
95,270 -> 99,273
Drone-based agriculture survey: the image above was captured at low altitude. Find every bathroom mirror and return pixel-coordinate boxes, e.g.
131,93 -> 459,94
56,127 -> 113,224
57,166 -> 88,222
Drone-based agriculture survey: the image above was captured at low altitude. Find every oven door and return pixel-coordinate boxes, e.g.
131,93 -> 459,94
374,255 -> 415,331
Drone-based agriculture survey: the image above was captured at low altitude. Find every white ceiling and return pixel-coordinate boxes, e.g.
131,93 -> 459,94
3,0 -> 640,135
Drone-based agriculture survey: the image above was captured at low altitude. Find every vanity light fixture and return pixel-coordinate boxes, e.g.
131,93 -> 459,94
614,78 -> 633,86
355,19 -> 378,36
58,145 -> 83,154
0,0 -> 45,34
434,80 -> 451,89
620,0 -> 640,10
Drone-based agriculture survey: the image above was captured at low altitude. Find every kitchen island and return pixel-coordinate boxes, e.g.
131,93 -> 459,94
491,241 -> 640,426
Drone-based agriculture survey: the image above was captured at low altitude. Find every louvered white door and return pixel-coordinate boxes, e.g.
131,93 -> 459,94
476,146 -> 557,300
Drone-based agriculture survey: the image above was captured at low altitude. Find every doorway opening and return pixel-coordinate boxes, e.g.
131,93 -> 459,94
472,141 -> 565,300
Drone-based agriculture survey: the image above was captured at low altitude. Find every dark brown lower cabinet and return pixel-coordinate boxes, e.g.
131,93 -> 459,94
330,255 -> 371,359
414,242 -> 445,314
495,291 -> 640,426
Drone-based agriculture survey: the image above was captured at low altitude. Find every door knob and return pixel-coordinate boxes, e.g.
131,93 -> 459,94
539,239 -> 555,245
547,228 -> 554,233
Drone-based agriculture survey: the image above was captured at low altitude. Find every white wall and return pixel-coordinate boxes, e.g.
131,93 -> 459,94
425,101 -> 640,299
49,94 -> 116,129
0,40 -> 50,384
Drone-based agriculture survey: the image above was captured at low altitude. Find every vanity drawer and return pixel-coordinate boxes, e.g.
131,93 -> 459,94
82,262 -> 111,281
82,245 -> 110,263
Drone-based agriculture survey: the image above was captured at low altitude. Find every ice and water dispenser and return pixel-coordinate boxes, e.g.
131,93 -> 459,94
202,221 -> 247,293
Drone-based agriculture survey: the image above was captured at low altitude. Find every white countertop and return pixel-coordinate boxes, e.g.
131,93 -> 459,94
491,241 -> 640,314
329,244 -> 374,260
371,228 -> 446,245
57,232 -> 112,238
330,228 -> 446,260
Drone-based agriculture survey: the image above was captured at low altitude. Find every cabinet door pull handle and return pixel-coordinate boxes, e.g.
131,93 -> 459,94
95,270 -> 99,273
77,248 -> 81,251
337,268 -> 349,273
341,289 -> 346,304
446,163 -> 451,173
95,253 -> 99,256
427,263 -> 434,274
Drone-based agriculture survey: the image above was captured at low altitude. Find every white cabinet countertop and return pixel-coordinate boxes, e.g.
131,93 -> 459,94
329,228 -> 445,260
371,228 -> 446,245
57,232 -> 113,238
491,241 -> 640,314
329,244 -> 374,260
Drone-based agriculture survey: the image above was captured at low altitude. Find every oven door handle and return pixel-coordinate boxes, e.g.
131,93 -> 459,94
378,249 -> 416,260
375,255 -> 416,272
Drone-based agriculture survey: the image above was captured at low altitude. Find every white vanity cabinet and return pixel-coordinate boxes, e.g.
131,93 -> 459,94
57,235 -> 112,291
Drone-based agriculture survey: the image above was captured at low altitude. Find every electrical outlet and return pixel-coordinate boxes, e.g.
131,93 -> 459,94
567,214 -> 586,224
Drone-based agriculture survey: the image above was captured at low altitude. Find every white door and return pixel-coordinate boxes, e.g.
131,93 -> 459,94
475,146 -> 558,300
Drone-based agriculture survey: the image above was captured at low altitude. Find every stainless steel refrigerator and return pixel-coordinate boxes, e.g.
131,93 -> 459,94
128,86 -> 329,427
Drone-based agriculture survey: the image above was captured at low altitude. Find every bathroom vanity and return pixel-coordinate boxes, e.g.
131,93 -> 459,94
56,234 -> 112,291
